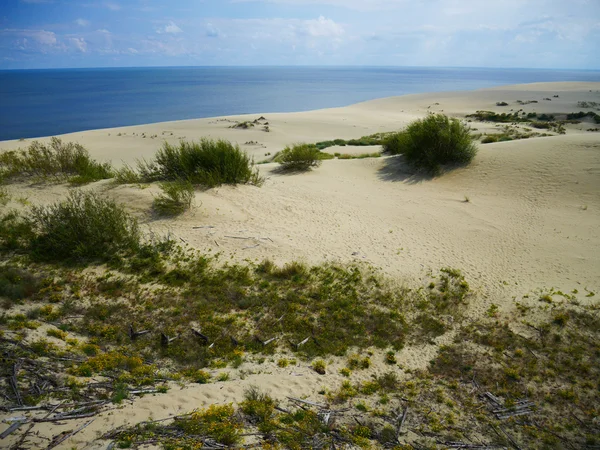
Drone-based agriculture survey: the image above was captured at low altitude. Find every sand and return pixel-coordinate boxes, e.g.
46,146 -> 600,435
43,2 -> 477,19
1,81 -> 599,448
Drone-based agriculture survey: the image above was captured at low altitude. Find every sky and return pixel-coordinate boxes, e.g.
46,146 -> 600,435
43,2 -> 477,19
0,0 -> 599,70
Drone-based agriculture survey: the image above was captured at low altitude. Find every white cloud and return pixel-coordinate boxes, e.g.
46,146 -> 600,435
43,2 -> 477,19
75,18 -> 90,27
230,0 -> 409,11
303,16 -> 344,38
1,29 -> 59,46
206,23 -> 221,38
69,37 -> 87,52
157,21 -> 183,34
104,2 -> 121,11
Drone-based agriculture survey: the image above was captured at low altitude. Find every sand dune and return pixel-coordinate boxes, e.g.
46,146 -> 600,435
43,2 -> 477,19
1,82 -> 599,448
2,81 -> 598,305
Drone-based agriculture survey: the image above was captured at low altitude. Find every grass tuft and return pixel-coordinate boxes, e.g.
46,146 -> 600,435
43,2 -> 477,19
152,179 -> 194,216
118,139 -> 262,187
383,113 -> 477,174
277,143 -> 322,171
29,191 -> 141,262
0,137 -> 113,184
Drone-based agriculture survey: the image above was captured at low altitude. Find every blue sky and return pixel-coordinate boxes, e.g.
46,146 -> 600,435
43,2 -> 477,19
0,0 -> 599,69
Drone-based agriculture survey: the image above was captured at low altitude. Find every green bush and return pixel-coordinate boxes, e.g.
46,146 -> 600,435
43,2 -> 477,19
152,179 -> 194,216
278,143 -> 322,171
131,139 -> 262,187
29,191 -> 140,261
0,138 -> 113,184
0,266 -> 40,301
0,210 -> 35,251
383,114 -> 478,174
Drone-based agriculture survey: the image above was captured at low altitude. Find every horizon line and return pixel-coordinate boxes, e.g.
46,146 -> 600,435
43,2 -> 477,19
2,64 -> 600,72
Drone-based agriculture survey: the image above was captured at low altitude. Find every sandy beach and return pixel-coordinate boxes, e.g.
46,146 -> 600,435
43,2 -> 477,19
1,81 -> 599,448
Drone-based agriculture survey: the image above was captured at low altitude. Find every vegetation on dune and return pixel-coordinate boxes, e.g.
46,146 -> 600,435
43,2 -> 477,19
1,191 -> 140,262
0,190 -> 598,448
92,297 -> 600,449
0,137 -> 113,184
566,110 -> 600,123
314,132 -> 392,151
276,143 -> 324,171
383,113 -> 478,174
115,139 -> 263,187
152,179 -> 194,217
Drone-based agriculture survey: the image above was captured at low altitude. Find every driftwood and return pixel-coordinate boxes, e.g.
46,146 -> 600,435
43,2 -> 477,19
483,392 -> 503,407
0,421 -> 26,439
254,335 -> 278,346
161,333 -> 180,347
10,402 -> 63,450
191,328 -> 209,344
129,324 -> 150,341
290,337 -> 310,351
491,425 -> 522,450
9,364 -> 23,406
396,405 -> 409,438
444,443 -> 507,449
287,397 -> 328,409
46,418 -> 95,449
129,388 -> 160,395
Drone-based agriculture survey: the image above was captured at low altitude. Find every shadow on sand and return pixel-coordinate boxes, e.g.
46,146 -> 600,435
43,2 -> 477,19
377,155 -> 434,185
268,165 -> 316,176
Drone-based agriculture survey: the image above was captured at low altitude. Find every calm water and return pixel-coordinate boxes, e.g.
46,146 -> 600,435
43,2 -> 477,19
1,66 -> 599,141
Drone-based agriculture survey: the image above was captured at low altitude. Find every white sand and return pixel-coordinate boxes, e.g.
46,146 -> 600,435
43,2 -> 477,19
1,81 -> 599,448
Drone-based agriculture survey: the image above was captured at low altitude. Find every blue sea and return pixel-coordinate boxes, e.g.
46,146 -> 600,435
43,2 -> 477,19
1,66 -> 599,141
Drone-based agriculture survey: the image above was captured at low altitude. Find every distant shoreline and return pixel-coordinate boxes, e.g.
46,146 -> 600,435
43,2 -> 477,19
2,66 -> 599,141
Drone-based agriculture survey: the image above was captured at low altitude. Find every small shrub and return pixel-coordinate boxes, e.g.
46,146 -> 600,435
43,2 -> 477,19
496,102 -> 509,106
29,191 -> 140,262
0,266 -> 40,301
383,114 -> 477,174
340,367 -> 351,377
128,139 -> 262,187
176,404 -> 241,446
385,350 -> 397,365
47,328 -> 68,340
312,359 -> 326,374
277,358 -> 289,368
278,143 -> 322,171
0,137 -> 113,184
377,371 -> 399,390
152,179 -> 194,216
0,187 -> 10,206
241,385 -> 275,425
113,165 -> 142,184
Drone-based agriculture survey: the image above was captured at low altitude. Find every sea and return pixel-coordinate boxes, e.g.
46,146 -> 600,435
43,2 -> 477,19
1,66 -> 599,141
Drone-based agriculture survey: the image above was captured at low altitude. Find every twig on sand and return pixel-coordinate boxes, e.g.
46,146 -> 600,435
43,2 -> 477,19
46,418 -> 95,449
287,397 -> 328,409
0,421 -> 26,439
11,401 -> 64,450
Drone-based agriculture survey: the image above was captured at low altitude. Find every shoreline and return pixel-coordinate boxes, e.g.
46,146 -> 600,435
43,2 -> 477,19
1,81 -> 599,148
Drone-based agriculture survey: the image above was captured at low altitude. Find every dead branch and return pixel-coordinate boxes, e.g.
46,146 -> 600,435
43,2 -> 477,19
46,418 -> 95,449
